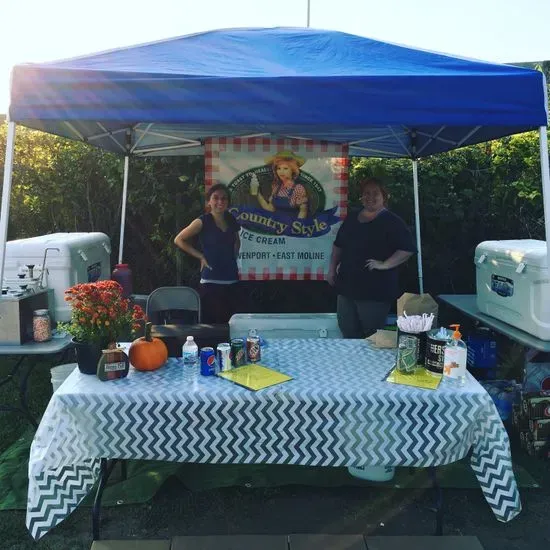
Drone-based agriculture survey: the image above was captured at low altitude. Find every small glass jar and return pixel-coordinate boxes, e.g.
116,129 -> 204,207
33,309 -> 52,343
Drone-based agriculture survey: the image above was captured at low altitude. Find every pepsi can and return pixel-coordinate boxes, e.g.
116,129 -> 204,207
200,347 -> 217,376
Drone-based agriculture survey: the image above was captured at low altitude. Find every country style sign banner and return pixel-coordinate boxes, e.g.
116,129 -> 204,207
205,138 -> 348,280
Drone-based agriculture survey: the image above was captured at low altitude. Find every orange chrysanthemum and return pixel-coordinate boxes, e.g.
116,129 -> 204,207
58,280 -> 146,345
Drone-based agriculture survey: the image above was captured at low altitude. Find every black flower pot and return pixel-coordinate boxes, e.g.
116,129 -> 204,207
72,338 -> 103,375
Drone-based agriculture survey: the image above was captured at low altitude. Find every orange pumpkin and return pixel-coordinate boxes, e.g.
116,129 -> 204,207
129,322 -> 168,371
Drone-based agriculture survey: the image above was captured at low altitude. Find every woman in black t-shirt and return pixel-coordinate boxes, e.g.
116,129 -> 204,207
328,178 -> 416,338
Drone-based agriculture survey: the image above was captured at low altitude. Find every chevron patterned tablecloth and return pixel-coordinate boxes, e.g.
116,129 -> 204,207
26,339 -> 521,539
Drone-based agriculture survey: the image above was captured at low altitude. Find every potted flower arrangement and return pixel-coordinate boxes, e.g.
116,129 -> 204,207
59,280 -> 146,374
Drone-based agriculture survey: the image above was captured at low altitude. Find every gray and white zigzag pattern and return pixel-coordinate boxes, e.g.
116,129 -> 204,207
27,339 -> 521,539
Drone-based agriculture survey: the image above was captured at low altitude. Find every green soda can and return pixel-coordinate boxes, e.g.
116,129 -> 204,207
230,338 -> 246,367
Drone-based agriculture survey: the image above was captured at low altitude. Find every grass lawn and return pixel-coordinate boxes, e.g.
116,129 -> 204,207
0,356 -> 55,455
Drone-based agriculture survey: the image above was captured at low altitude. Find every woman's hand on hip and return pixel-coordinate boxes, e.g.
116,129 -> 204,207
200,256 -> 212,271
365,259 -> 386,271
327,265 -> 340,286
366,251 -> 413,271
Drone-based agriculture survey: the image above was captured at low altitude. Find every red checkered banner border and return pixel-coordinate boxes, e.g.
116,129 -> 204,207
205,138 -> 348,281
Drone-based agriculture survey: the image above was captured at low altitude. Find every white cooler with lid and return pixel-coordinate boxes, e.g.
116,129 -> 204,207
229,313 -> 343,340
475,239 -> 550,340
4,233 -> 111,322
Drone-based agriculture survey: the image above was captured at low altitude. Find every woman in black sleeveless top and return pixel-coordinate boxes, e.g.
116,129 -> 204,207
174,183 -> 241,323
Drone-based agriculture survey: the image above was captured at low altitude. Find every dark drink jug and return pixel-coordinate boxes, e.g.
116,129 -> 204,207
111,263 -> 133,298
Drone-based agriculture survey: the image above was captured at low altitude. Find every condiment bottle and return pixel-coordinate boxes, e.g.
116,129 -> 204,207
443,324 -> 467,385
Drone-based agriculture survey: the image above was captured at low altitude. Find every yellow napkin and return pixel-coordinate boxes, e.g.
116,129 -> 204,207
218,364 -> 292,391
386,367 -> 441,390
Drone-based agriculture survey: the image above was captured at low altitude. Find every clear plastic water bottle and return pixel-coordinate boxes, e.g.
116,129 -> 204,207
182,336 -> 198,367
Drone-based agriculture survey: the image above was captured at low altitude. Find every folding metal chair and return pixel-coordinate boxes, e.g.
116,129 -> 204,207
145,286 -> 201,325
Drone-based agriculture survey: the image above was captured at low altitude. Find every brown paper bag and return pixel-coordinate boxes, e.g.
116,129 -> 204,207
397,293 -> 439,328
366,329 -> 398,349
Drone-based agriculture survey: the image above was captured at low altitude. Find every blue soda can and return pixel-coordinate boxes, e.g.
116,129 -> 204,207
200,347 -> 217,376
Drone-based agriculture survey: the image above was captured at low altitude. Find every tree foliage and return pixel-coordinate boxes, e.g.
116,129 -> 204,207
0,123 -> 548,312
351,133 -> 546,297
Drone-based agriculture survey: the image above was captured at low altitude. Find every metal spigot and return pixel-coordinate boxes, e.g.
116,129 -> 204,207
39,247 -> 60,289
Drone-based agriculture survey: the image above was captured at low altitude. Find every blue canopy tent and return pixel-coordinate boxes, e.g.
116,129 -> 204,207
2,27 -> 549,291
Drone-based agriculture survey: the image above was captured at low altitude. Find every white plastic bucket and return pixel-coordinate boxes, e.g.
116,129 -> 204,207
51,363 -> 77,393
348,465 -> 395,482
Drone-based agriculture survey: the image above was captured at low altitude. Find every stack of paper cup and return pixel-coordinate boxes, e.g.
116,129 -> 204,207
50,363 -> 77,393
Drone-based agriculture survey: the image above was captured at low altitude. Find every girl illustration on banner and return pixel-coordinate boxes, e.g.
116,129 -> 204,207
250,151 -> 309,219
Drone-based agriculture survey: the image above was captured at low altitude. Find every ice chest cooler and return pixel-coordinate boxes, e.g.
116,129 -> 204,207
4,232 -> 111,322
229,313 -> 343,340
475,239 -> 550,340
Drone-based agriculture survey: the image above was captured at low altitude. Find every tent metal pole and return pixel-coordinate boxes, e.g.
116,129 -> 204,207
0,122 -> 17,289
539,127 -> 550,261
412,159 -> 424,294
118,156 -> 129,264
306,0 -> 311,27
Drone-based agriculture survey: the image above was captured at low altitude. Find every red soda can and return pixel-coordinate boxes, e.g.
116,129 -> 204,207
246,336 -> 261,362
200,347 -> 217,376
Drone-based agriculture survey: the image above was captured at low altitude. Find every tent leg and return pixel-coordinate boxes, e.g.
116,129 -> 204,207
0,122 -> 16,289
539,127 -> 550,261
412,160 -> 424,293
118,155 -> 130,264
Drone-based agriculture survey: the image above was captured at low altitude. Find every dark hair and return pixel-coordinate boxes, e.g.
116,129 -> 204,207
206,183 -> 231,204
359,177 -> 389,206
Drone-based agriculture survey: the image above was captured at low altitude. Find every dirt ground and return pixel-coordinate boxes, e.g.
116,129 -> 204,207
2,454 -> 549,550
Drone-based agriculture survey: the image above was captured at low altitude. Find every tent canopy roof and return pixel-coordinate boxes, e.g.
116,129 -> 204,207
9,27 -> 548,158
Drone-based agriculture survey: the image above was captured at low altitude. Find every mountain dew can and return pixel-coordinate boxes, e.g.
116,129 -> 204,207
230,338 -> 246,368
